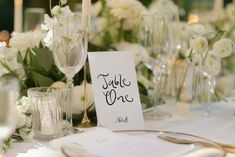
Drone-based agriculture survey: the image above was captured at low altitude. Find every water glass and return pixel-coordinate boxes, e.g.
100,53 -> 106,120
0,76 -> 19,146
28,87 -> 67,140
24,8 -> 45,31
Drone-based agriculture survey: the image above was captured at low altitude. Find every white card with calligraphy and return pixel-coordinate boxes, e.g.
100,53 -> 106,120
88,51 -> 145,131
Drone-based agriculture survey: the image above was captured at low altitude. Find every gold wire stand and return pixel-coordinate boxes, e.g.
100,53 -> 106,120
75,62 -> 94,128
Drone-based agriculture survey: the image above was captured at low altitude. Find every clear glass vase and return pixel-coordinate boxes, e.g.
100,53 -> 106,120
192,67 -> 215,116
28,87 -> 68,140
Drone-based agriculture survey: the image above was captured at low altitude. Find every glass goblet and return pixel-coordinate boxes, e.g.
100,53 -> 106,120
52,14 -> 87,127
138,13 -> 174,120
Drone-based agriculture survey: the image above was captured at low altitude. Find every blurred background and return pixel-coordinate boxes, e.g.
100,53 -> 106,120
0,0 -> 233,42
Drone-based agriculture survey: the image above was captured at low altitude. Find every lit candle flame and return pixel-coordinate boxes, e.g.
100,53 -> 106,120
188,14 -> 199,24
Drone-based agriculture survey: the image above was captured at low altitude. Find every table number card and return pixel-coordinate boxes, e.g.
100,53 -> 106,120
88,51 -> 145,131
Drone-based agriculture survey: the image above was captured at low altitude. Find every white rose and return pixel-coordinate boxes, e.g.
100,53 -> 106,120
113,41 -> 148,65
107,0 -> 146,20
96,17 -> 108,32
0,47 -> 24,77
9,30 -> 44,52
71,83 -> 94,114
189,36 -> 208,53
212,38 -> 233,58
123,18 -> 139,31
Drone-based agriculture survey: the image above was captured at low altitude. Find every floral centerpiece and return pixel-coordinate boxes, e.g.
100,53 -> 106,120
1,0 -> 234,154
185,25 -> 233,102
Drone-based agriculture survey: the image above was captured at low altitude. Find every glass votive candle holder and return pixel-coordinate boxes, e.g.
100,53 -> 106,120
27,87 -> 66,140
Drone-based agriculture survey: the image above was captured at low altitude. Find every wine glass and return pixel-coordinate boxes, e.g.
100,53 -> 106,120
138,13 -> 174,120
52,14 -> 87,127
0,77 -> 19,149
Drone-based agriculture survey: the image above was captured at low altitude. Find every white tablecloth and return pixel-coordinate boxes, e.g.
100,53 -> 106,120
4,100 -> 235,157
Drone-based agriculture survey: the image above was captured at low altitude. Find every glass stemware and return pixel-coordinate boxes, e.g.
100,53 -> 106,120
0,77 -> 19,151
138,13 -> 174,120
52,14 -> 87,127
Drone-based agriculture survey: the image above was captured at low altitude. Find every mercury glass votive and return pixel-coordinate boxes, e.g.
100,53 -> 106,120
27,87 -> 66,140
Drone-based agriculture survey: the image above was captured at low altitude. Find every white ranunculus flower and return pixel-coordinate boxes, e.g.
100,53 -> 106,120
9,30 -> 44,52
212,38 -> 233,58
191,24 -> 206,35
189,36 -> 208,53
25,115 -> 32,128
113,41 -> 148,65
0,42 -> 6,48
71,83 -> 94,114
18,96 -> 32,114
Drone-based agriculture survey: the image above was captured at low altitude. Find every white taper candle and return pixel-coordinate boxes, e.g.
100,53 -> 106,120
14,0 -> 23,32
82,0 -> 91,30
214,0 -> 223,19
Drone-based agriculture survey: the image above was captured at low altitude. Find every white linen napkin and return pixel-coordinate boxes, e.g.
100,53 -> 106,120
16,147 -> 64,157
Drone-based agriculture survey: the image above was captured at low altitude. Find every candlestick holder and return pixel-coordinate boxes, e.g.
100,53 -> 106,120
75,25 -> 95,129
75,62 -> 95,128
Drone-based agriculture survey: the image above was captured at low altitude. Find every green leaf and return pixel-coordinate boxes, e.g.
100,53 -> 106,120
33,48 -> 54,71
138,81 -> 148,95
206,30 -> 225,48
140,93 -> 151,108
31,71 -> 54,87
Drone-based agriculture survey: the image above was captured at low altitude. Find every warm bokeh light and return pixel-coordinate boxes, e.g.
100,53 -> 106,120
188,14 -> 199,24
0,30 -> 10,41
